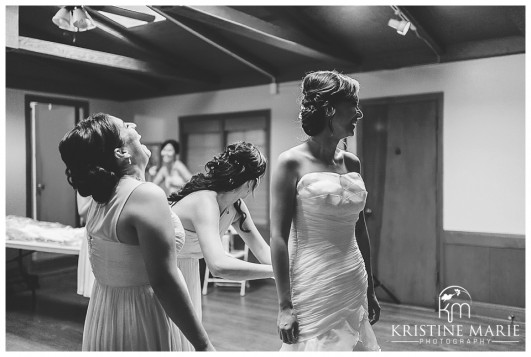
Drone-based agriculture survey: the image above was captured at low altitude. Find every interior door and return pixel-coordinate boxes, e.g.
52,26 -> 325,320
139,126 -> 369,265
33,103 -> 77,226
359,94 -> 440,307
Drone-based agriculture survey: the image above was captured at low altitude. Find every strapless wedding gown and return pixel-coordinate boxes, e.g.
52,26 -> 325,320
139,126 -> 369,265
281,172 -> 380,351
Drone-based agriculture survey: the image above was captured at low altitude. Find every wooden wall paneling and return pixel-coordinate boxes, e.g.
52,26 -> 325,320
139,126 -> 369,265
489,247 -> 525,307
443,230 -> 525,308
444,244 -> 491,303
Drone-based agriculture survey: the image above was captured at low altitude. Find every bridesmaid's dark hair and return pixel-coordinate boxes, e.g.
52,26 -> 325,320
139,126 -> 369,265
299,70 -> 362,136
168,141 -> 267,232
59,112 -> 125,204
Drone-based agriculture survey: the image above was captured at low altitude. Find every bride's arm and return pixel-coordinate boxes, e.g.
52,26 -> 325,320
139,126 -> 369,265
355,212 -> 376,295
190,194 -> 274,281
270,151 -> 300,344
346,151 -> 380,325
355,211 -> 380,324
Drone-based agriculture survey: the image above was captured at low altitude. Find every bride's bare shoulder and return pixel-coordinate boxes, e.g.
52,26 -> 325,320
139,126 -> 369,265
278,143 -> 312,167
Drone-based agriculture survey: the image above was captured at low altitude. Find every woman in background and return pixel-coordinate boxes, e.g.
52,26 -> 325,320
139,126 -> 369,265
270,71 -> 380,351
150,139 -> 192,195
59,113 -> 213,351
169,142 -> 274,321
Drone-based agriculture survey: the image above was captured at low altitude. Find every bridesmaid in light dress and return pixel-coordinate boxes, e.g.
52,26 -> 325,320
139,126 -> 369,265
59,113 -> 214,351
270,71 -> 380,351
168,142 -> 274,340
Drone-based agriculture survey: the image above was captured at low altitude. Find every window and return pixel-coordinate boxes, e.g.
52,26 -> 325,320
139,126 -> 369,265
180,110 -> 270,231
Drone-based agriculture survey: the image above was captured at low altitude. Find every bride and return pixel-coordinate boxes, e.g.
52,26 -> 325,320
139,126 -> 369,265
270,70 -> 380,351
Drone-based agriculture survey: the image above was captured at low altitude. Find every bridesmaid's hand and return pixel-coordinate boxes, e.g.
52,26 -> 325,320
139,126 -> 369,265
148,165 -> 158,177
367,292 -> 381,325
277,308 -> 299,344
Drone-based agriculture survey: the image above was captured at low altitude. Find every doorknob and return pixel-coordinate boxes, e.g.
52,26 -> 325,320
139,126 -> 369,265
364,208 -> 372,217
37,183 -> 45,193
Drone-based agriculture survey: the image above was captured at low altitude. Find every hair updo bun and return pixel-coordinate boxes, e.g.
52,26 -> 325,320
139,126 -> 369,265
299,98 -> 329,136
66,165 -> 119,203
59,113 -> 125,204
298,70 -> 361,136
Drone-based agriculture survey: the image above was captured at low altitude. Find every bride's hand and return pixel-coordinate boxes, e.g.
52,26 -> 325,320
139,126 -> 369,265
277,308 -> 299,344
195,341 -> 216,351
367,292 -> 381,325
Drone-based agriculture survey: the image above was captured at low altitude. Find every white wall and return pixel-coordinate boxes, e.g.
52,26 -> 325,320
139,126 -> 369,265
357,55 -> 525,235
5,88 -> 124,216
122,54 -> 525,236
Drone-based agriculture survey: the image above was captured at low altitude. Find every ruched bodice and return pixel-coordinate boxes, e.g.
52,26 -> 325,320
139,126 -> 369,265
88,239 -> 149,287
283,172 -> 379,351
292,172 -> 367,255
87,191 -> 186,287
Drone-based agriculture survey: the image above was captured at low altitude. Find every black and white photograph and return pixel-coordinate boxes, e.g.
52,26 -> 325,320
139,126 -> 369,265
2,2 -> 527,353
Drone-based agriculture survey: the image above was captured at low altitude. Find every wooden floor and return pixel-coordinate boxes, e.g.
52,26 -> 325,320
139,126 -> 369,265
5,264 -> 526,352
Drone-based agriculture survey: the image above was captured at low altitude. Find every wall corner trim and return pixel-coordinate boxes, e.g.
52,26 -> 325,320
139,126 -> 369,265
443,230 -> 525,249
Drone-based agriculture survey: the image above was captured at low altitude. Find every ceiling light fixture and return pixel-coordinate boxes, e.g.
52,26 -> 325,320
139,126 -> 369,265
388,5 -> 415,36
388,18 -> 411,36
52,6 -> 96,32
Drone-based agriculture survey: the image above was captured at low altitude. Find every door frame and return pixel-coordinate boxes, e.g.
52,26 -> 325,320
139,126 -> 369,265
25,95 -> 89,226
357,92 -> 444,302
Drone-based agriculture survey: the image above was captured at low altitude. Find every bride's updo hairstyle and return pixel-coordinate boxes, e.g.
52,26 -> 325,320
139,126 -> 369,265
168,141 -> 267,232
59,113 -> 125,204
299,70 -> 361,136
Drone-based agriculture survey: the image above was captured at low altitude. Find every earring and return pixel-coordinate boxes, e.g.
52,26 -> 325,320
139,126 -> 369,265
128,157 -> 132,165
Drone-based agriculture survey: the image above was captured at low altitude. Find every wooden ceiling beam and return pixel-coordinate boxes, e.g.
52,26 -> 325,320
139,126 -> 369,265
13,53 -> 130,94
150,6 -> 278,83
92,6 -> 156,23
7,54 -> 129,100
443,36 -> 524,61
7,73 -> 125,101
265,6 -> 362,63
397,6 -> 444,56
6,6 -> 19,49
358,36 -> 524,72
505,7 -> 525,36
85,7 -> 218,84
12,36 -> 199,84
10,6 -> 212,85
158,5 -> 358,65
